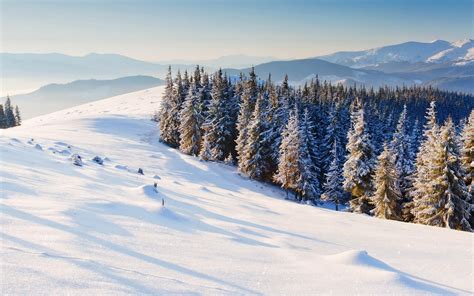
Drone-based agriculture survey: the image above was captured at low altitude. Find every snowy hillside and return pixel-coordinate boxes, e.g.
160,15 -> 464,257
319,39 -> 474,68
1,86 -> 473,295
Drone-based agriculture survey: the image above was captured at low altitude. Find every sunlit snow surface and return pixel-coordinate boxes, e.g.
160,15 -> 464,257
1,86 -> 472,295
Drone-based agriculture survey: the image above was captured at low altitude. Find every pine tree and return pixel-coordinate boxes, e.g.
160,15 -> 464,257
343,99 -> 376,214
14,106 -> 21,126
0,105 -> 6,129
236,68 -> 258,162
371,144 -> 402,220
179,82 -> 204,156
4,96 -> 16,128
298,108 -> 321,201
274,108 -> 320,202
199,70 -> 229,161
239,94 -> 271,180
460,110 -> 473,192
274,109 -> 301,199
460,110 -> 474,228
390,105 -> 414,197
159,67 -> 181,148
412,113 -> 471,231
322,139 -> 344,210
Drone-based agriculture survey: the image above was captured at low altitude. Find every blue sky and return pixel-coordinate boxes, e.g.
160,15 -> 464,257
1,0 -> 472,61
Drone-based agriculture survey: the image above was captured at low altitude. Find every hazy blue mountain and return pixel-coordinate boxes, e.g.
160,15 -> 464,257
224,58 -> 412,87
1,53 -> 194,95
7,76 -> 164,119
158,54 -> 278,69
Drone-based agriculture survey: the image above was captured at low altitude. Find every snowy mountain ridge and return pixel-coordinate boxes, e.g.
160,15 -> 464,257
1,86 -> 473,294
319,39 -> 474,68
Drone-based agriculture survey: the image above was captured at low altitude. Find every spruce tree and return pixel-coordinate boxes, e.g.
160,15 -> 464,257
298,108 -> 321,200
0,105 -> 6,129
199,70 -> 228,161
274,109 -> 301,200
14,106 -> 21,126
390,105 -> 414,197
322,139 -> 344,210
460,110 -> 474,227
412,114 -> 471,231
179,82 -> 204,156
371,143 -> 402,220
343,99 -> 376,214
236,68 -> 258,162
159,67 -> 181,148
239,94 -> 271,180
274,108 -> 320,202
4,96 -> 16,128
460,110 -> 473,192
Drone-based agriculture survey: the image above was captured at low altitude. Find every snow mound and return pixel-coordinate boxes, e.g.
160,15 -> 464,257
325,250 -> 393,271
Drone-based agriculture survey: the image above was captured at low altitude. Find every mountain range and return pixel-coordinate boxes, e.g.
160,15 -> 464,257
2,38 -> 473,117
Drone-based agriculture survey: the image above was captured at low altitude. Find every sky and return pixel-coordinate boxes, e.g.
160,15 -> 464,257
1,0 -> 473,61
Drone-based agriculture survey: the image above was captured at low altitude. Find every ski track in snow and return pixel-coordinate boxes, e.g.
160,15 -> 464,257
1,86 -> 473,295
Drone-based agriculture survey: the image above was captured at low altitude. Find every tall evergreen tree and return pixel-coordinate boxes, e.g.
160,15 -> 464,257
299,108 -> 321,200
179,82 -> 204,156
412,115 -> 471,231
14,106 -> 21,126
390,105 -> 414,197
4,96 -> 16,128
0,105 -> 6,129
236,68 -> 258,162
199,70 -> 229,161
239,94 -> 271,180
159,67 -> 182,147
460,110 -> 474,228
343,99 -> 376,214
322,139 -> 344,210
371,143 -> 402,220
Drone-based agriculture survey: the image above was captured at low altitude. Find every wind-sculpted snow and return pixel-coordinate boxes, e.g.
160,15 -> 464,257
1,86 -> 472,295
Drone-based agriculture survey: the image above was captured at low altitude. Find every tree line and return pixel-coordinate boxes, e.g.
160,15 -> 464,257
0,96 -> 22,128
157,66 -> 473,232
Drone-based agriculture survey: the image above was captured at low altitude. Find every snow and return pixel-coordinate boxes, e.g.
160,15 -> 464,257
320,39 -> 474,67
1,86 -> 473,295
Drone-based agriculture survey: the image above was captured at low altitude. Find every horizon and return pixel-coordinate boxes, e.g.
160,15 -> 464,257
1,0 -> 472,61
1,37 -> 472,64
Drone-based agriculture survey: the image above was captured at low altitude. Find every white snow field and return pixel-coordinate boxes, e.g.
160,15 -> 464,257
1,86 -> 473,295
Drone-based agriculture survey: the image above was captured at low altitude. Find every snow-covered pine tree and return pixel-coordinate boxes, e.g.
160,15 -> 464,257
14,106 -> 21,126
159,67 -> 181,147
274,109 -> 301,200
343,99 -> 376,214
322,139 -> 344,210
460,110 -> 474,228
0,105 -> 6,128
239,93 -> 272,180
199,69 -> 229,161
298,108 -> 321,201
236,68 -> 258,162
4,96 -> 16,128
390,105 -> 414,197
274,107 -> 320,202
412,113 -> 472,230
322,103 -> 345,177
179,81 -> 204,156
410,101 -> 439,223
371,143 -> 402,220
460,110 -> 473,192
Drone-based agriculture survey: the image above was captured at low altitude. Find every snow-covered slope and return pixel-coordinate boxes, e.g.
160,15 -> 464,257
1,86 -> 473,295
319,39 -> 474,68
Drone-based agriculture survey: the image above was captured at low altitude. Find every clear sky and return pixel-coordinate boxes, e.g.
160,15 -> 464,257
1,0 -> 472,61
